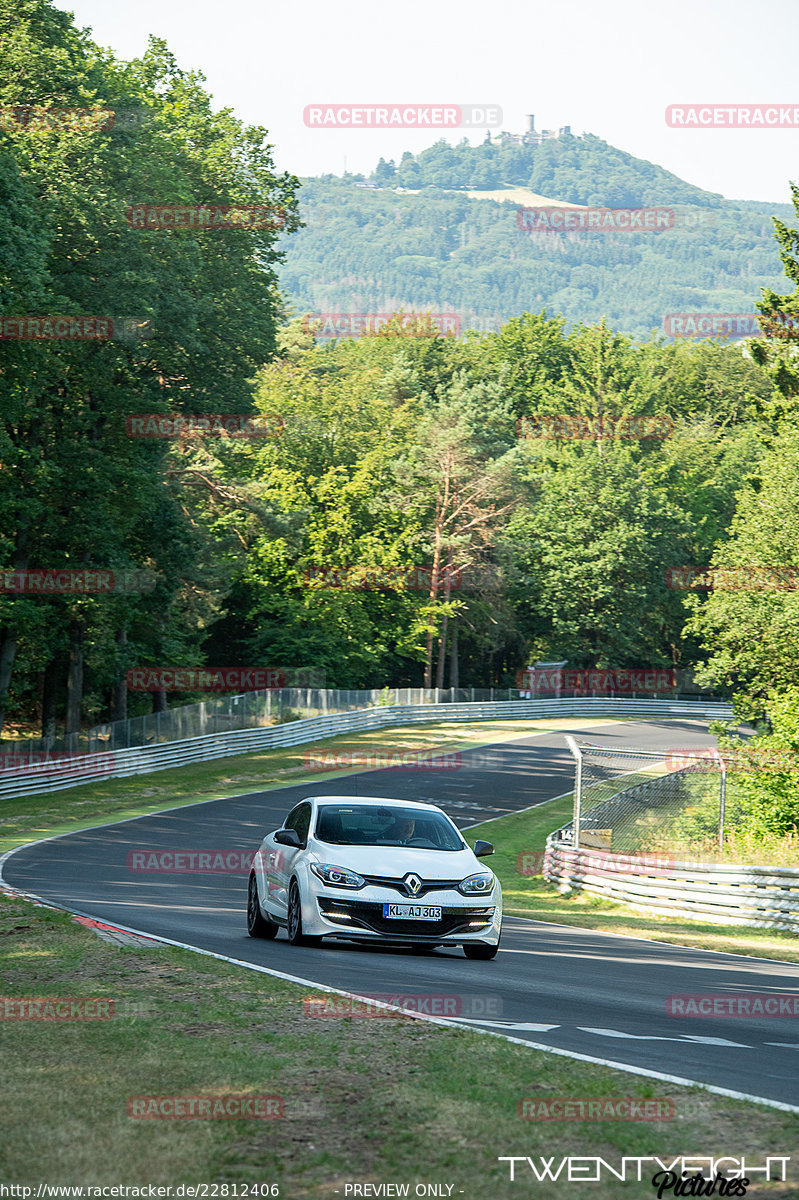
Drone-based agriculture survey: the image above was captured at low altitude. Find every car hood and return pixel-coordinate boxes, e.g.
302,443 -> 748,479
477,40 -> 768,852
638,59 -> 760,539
307,841 -> 486,880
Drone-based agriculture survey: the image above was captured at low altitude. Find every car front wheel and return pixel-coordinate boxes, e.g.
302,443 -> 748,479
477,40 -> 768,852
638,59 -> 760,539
287,879 -> 322,947
463,941 -> 499,960
247,873 -> 278,939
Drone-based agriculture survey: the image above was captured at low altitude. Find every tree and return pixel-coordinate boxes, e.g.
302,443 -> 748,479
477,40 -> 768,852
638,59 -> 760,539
751,181 -> 799,402
392,374 -> 519,686
0,0 -> 299,733
506,447 -> 691,668
684,434 -> 799,721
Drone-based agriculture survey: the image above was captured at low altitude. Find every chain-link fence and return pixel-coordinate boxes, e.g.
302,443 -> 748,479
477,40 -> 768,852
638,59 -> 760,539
0,685 -> 538,762
563,738 -> 750,855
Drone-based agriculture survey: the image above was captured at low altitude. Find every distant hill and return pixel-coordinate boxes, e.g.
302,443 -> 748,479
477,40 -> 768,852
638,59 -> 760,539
277,133 -> 794,340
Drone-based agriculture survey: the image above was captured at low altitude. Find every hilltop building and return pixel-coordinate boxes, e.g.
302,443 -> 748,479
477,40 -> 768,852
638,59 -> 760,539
488,115 -> 577,147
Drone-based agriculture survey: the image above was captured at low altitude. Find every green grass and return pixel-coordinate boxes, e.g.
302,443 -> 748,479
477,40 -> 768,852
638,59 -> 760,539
2,716 -> 798,1190
1,892 -> 796,1195
469,797 -> 799,963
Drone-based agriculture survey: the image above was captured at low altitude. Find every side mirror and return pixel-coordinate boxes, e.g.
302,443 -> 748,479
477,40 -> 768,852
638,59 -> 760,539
474,839 -> 494,858
274,828 -> 302,848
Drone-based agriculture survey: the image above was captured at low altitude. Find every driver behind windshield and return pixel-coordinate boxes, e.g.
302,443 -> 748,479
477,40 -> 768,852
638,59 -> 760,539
386,815 -> 416,844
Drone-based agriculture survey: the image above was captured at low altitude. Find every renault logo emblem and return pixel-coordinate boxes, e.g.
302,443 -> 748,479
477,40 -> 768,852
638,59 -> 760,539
404,873 -> 422,896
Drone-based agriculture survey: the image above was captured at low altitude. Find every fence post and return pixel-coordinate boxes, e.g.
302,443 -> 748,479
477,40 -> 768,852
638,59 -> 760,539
718,753 -> 727,849
565,735 -> 583,849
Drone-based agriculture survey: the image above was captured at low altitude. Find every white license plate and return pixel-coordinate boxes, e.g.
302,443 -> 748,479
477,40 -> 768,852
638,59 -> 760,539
383,903 -> 442,920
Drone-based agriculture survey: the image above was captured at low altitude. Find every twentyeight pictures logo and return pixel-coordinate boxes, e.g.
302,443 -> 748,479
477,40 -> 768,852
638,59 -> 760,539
303,104 -> 502,128
498,1155 -> 789,1183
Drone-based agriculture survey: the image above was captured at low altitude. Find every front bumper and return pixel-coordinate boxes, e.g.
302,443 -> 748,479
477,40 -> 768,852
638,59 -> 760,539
302,883 -> 502,945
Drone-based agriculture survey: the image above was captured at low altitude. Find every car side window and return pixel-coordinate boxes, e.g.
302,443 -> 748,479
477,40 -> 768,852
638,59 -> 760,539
285,802 -> 311,847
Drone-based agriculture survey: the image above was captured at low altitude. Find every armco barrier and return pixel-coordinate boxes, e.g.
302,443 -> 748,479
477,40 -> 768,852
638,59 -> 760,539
0,697 -> 732,800
544,834 -> 799,932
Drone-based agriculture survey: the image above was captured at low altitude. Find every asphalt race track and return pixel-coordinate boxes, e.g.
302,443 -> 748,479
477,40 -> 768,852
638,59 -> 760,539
5,719 -> 799,1109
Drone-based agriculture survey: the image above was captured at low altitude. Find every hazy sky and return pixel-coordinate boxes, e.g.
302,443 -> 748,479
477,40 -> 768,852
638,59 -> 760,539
56,0 -> 798,204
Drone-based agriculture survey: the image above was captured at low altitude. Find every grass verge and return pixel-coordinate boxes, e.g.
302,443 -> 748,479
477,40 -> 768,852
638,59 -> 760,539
468,798 -> 799,963
1,892 -> 796,1195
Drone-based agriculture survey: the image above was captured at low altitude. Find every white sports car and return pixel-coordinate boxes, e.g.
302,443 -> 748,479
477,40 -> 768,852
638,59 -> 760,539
247,795 -> 502,959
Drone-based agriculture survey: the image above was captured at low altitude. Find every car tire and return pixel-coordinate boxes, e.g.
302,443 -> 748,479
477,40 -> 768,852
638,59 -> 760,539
287,879 -> 322,947
247,873 -> 278,939
463,941 -> 499,960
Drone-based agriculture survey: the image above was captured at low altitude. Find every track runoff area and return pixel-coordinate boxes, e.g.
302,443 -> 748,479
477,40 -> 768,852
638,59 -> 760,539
4,717 -> 799,1123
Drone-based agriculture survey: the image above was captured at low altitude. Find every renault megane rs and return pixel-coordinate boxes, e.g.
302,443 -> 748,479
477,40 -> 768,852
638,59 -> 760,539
247,795 -> 502,958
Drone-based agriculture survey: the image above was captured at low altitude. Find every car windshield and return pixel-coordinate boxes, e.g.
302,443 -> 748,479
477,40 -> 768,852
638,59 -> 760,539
315,804 -> 465,851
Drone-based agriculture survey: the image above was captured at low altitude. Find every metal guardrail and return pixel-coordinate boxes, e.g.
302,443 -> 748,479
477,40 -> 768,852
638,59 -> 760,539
0,684 -> 727,759
544,833 -> 799,932
0,697 -> 733,799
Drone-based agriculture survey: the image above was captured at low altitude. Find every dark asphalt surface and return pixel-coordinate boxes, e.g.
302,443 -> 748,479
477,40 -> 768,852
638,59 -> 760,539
5,718 -> 799,1108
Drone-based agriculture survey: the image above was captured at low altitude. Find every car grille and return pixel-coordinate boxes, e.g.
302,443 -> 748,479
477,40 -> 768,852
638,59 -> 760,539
318,898 -> 495,937
361,874 -> 464,898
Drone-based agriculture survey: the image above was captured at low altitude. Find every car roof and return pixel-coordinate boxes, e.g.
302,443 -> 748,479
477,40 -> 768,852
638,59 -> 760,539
306,795 -> 443,813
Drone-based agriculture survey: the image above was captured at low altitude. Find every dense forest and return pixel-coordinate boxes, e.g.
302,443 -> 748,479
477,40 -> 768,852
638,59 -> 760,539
283,140 -> 791,340
2,0 -> 799,762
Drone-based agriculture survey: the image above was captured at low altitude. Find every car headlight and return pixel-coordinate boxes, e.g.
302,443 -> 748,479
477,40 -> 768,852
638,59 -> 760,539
458,872 -> 494,895
310,862 -> 365,889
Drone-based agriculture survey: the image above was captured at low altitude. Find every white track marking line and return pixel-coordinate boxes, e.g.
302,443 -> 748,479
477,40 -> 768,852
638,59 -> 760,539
2,880 -> 798,1114
579,1027 -> 751,1047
